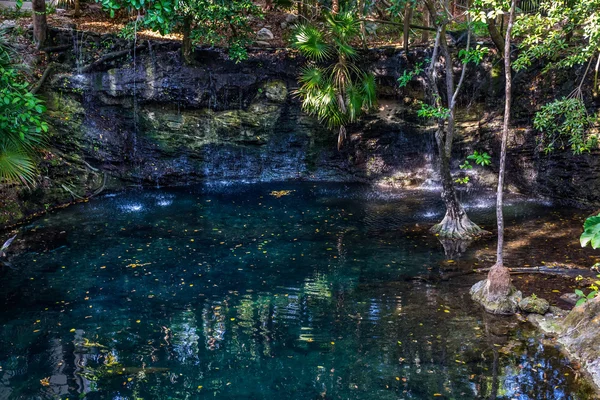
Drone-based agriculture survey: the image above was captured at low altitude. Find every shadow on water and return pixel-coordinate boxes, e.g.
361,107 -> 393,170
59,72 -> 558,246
0,182 -> 597,399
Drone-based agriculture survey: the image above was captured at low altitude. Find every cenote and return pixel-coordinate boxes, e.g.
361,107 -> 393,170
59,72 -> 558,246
0,183 -> 595,399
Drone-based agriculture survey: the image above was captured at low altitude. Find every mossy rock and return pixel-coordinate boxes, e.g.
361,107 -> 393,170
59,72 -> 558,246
519,296 -> 550,315
263,81 -> 288,103
470,279 -> 522,315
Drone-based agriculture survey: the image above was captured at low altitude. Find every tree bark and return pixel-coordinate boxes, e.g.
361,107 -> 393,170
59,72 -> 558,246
421,6 -> 430,43
485,0 -> 516,300
331,0 -> 339,13
403,2 -> 414,53
182,15 -> 192,65
74,0 -> 81,18
487,17 -> 505,54
32,0 -> 47,49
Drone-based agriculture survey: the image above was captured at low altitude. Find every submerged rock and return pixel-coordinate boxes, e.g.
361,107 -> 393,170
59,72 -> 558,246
519,296 -> 550,314
470,279 -> 522,315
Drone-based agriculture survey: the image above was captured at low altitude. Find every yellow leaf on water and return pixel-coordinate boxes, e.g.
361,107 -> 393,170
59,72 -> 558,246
69,328 -> 76,332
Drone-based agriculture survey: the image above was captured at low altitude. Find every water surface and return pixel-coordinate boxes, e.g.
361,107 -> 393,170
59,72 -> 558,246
0,183 -> 595,399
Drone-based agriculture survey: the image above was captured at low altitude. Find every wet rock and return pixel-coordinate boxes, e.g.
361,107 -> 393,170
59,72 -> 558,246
280,22 -> 288,30
256,28 -> 274,41
255,41 -> 271,47
470,279 -> 522,315
559,296 -> 600,389
519,296 -> 550,315
527,313 -> 564,335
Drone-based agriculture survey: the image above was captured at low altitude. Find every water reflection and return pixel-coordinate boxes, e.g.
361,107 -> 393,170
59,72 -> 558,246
0,183 -> 595,399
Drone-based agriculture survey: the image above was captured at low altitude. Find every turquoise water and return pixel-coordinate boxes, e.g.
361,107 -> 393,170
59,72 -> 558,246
0,183 -> 595,399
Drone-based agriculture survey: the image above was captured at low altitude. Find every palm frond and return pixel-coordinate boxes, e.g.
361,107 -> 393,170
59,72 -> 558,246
346,84 -> 363,122
333,38 -> 357,60
291,25 -> 331,61
325,11 -> 359,41
0,147 -> 38,187
359,73 -> 377,110
299,66 -> 326,89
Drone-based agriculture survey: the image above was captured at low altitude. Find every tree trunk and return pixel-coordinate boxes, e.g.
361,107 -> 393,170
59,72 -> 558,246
425,0 -> 485,240
487,17 -> 505,54
485,0 -> 516,300
421,6 -> 429,43
182,16 -> 192,65
431,132 -> 484,239
32,0 -> 47,49
264,0 -> 273,10
74,0 -> 81,18
358,0 -> 367,48
332,0 -> 339,13
403,2 -> 414,53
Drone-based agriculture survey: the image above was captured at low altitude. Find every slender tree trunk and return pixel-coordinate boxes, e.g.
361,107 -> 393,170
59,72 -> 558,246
182,15 -> 192,65
358,0 -> 367,48
32,0 -> 47,49
485,0 -> 516,300
421,6 -> 429,43
403,2 -> 414,53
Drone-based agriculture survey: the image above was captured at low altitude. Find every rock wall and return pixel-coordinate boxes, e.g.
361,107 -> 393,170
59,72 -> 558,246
1,30 -> 598,228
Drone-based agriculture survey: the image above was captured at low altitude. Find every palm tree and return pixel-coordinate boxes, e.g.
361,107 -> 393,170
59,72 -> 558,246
290,11 -> 376,149
0,29 -> 47,187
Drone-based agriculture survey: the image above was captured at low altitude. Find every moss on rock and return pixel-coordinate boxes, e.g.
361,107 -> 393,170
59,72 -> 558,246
519,296 -> 550,315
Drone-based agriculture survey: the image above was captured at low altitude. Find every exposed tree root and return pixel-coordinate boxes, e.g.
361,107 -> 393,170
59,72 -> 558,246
431,213 -> 490,240
31,62 -> 70,94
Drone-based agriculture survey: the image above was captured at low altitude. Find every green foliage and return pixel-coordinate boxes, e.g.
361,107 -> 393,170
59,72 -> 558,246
386,0 -> 418,16
397,61 -> 425,88
0,30 -> 47,187
575,287 -> 598,307
417,102 -> 450,119
458,45 -> 489,65
470,0 -> 511,22
467,150 -> 491,166
459,160 -> 473,170
513,0 -> 600,72
454,176 -> 470,185
533,97 -> 597,154
291,11 -> 376,147
581,214 -> 600,249
97,0 -> 262,62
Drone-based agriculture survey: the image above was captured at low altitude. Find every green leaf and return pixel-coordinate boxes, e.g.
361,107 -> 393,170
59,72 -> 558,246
576,298 -> 587,307
587,291 -> 598,299
575,289 -> 584,297
581,215 -> 600,249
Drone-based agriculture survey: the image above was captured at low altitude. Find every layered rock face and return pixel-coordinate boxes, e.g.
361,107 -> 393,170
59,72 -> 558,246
1,32 -> 599,227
